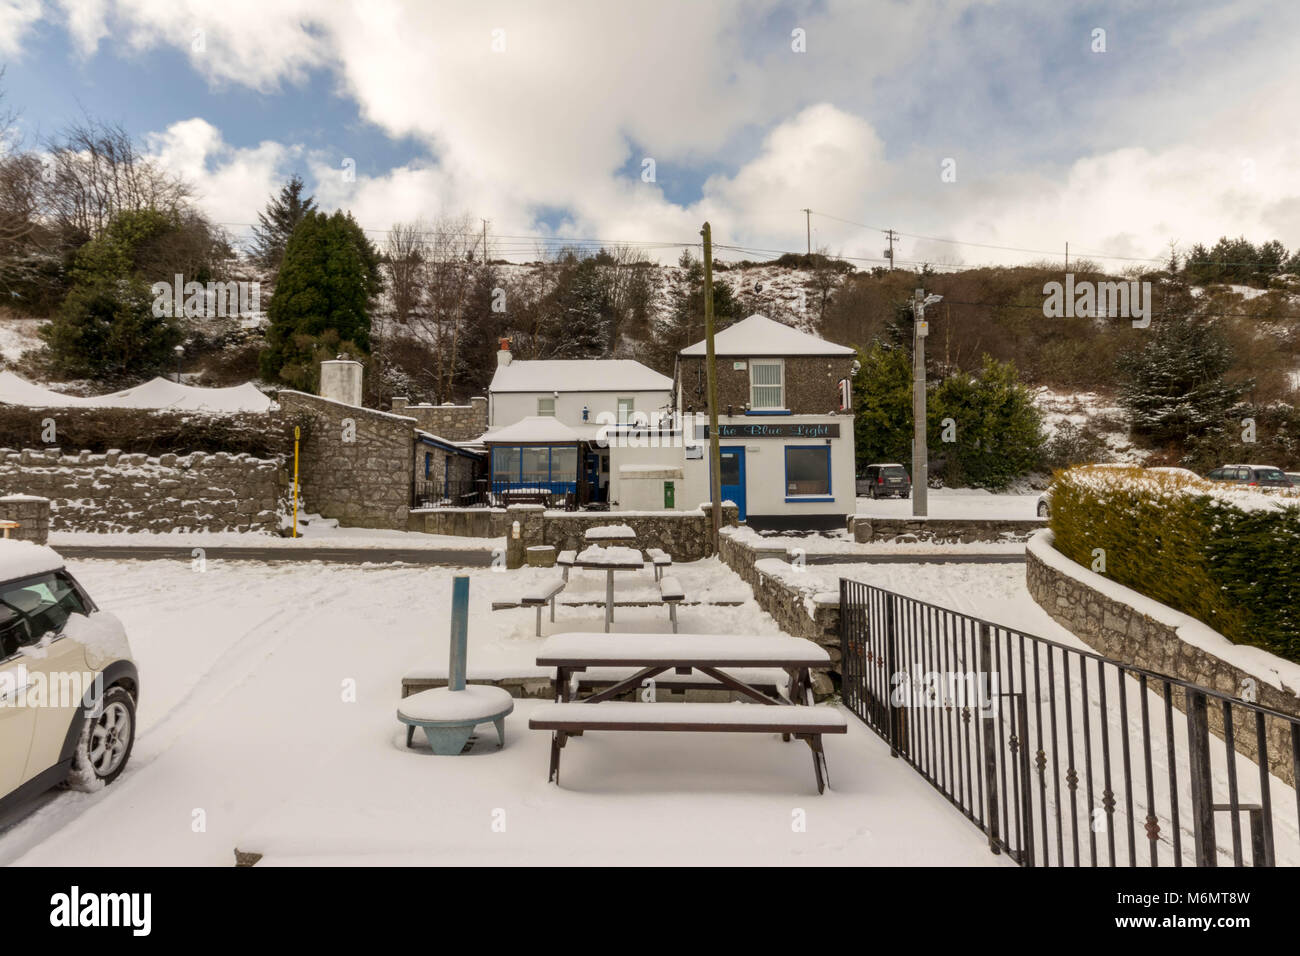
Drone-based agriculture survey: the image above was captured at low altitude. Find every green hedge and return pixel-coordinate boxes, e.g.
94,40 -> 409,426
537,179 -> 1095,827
0,404 -> 305,459
1050,465 -> 1300,662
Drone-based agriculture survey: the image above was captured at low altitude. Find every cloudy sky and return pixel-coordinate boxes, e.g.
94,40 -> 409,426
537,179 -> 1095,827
4,0 -> 1298,269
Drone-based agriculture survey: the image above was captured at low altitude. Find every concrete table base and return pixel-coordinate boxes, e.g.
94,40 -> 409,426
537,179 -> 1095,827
398,686 -> 516,755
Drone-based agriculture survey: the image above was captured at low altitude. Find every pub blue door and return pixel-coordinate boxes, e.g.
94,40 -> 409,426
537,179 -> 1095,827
716,446 -> 747,520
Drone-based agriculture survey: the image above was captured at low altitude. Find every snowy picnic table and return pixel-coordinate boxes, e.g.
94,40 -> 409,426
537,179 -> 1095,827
531,632 -> 844,791
583,524 -> 637,543
574,545 -> 648,632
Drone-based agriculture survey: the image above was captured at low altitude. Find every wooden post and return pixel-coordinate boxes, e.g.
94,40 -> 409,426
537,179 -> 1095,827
702,221 -> 722,553
449,576 -> 469,692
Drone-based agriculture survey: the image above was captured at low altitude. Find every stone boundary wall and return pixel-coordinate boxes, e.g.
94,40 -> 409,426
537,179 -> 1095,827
391,396 -> 487,442
849,514 -> 1045,543
718,530 -> 840,697
0,494 -> 51,543
408,508 -> 508,538
279,391 -> 414,531
0,448 -> 282,533
1027,530 -> 1300,786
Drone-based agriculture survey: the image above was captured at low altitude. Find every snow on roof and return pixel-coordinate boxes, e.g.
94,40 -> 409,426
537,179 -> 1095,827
480,416 -> 584,444
0,539 -> 64,583
490,359 -> 671,393
0,371 -> 272,414
679,313 -> 855,357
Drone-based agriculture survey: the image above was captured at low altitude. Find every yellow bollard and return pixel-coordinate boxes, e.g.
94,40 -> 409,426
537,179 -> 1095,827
292,426 -> 300,538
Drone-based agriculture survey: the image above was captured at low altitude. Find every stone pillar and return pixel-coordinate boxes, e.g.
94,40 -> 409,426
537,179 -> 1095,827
469,396 -> 488,433
505,504 -> 545,569
391,396 -> 409,414
0,495 -> 52,544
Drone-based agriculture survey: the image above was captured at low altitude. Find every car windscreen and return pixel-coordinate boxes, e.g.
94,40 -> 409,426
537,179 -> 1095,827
0,572 -> 88,648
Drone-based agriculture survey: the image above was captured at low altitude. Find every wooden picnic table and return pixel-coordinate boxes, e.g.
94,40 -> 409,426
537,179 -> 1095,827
573,544 -> 646,632
531,632 -> 845,791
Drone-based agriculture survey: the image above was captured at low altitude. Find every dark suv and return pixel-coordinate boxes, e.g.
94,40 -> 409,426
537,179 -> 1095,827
858,463 -> 911,499
1204,464 -> 1294,489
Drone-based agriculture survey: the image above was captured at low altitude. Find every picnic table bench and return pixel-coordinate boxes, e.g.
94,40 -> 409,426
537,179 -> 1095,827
521,574 -> 567,637
529,632 -> 846,792
573,545 -> 646,632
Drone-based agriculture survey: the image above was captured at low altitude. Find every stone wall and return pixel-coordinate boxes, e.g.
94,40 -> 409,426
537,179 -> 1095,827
408,507 -> 508,538
849,514 -> 1046,543
676,355 -> 855,415
392,396 -> 488,442
1027,531 -> 1300,786
718,529 -> 840,696
0,448 -> 281,533
542,504 -> 738,563
0,495 -> 51,543
279,391 -> 414,531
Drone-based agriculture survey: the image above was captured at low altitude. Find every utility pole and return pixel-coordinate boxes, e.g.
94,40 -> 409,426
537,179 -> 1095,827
912,288 -> 935,518
1065,241 -> 1068,271
481,219 -> 490,263
702,222 -> 722,553
884,229 -> 897,271
802,208 -> 811,254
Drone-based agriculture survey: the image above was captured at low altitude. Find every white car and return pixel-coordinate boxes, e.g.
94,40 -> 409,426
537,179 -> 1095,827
0,540 -> 139,813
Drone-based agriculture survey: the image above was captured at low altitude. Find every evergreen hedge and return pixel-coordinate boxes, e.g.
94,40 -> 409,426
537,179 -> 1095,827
1050,465 -> 1300,662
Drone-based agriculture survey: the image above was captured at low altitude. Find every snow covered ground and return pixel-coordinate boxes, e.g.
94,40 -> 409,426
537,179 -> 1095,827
0,555 -> 1004,866
854,487 -> 1041,520
49,524 -> 506,551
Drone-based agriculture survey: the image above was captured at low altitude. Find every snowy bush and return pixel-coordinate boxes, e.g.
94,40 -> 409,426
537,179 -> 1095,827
1050,465 -> 1300,662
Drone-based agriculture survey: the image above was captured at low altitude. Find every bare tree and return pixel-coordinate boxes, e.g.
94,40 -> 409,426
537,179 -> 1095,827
384,220 -> 427,326
410,213 -> 476,402
43,118 -> 191,240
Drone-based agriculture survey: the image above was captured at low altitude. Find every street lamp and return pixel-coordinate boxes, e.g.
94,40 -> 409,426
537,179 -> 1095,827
912,291 -> 943,517
174,344 -> 184,384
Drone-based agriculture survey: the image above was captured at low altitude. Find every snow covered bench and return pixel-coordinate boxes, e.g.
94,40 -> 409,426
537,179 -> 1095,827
658,576 -> 685,632
531,632 -> 840,792
572,665 -> 786,701
521,575 -> 566,637
530,702 -> 846,792
645,547 -> 672,581
557,549 -> 576,582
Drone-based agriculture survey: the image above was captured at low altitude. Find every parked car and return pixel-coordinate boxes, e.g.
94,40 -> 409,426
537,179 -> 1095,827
0,540 -> 139,814
858,463 -> 911,499
1204,464 -> 1295,489
1287,472 -> 1300,487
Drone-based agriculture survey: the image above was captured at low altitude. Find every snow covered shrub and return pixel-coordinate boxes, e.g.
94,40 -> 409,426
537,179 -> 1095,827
1050,465 -> 1300,662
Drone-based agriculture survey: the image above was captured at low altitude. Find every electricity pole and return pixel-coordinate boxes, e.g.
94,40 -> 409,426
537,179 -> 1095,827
481,219 -> 490,263
702,222 -> 722,553
884,229 -> 897,271
802,208 -> 811,254
912,288 -> 928,517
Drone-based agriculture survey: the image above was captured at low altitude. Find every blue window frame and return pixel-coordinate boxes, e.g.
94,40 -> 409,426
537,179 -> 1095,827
490,444 -> 579,495
784,445 -> 833,502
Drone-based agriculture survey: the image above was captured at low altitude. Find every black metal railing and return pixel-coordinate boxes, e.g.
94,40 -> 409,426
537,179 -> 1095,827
411,479 -> 584,510
839,578 -> 1300,867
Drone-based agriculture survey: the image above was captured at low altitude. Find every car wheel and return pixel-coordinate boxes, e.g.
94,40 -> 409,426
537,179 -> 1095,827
868,485 -> 877,499
1038,502 -> 1050,517
65,685 -> 136,791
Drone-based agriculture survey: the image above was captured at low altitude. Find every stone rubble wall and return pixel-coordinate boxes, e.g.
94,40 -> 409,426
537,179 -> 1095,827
0,494 -> 52,543
849,514 -> 1046,543
391,396 -> 488,442
408,507 -> 509,538
1026,532 -> 1300,787
278,391 -> 414,531
0,448 -> 282,534
718,530 -> 840,697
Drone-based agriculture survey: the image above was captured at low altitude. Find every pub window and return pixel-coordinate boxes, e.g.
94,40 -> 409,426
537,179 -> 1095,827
537,397 -> 556,417
750,359 -> 784,409
617,397 -> 635,423
785,445 -> 831,497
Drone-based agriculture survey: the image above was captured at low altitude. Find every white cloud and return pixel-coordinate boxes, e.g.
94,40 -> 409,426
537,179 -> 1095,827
0,0 -> 42,58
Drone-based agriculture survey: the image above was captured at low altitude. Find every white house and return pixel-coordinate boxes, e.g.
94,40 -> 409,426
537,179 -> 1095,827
607,314 -> 859,529
486,340 -> 673,502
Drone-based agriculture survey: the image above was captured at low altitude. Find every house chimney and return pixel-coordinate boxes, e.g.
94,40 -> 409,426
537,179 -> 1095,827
319,359 -> 363,406
497,338 -> 512,367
